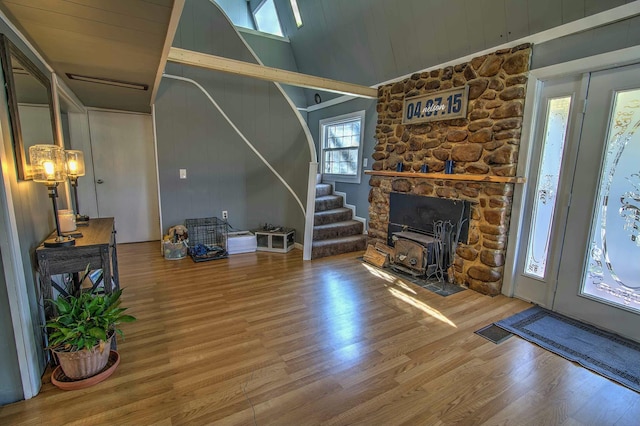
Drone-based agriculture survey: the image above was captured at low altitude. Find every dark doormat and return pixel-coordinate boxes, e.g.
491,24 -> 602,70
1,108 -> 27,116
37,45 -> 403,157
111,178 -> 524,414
359,258 -> 466,297
496,305 -> 640,393
475,323 -> 514,344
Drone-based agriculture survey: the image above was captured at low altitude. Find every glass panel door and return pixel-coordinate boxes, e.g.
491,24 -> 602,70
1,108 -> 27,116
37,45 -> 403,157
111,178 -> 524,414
554,63 -> 640,342
524,96 -> 572,279
512,75 -> 584,305
581,88 -> 640,313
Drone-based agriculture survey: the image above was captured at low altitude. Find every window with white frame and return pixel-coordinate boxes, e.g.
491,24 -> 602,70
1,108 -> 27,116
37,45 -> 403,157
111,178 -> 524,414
320,111 -> 365,184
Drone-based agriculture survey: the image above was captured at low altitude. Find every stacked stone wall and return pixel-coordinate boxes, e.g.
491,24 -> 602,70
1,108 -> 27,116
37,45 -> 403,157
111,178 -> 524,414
368,44 -> 532,296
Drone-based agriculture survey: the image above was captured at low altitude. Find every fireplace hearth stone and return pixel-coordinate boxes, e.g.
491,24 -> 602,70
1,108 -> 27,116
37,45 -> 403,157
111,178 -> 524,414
363,258 -> 466,297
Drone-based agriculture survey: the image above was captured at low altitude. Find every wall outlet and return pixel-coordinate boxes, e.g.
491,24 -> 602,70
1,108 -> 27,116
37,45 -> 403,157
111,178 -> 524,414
179,169 -> 187,179
222,210 -> 228,220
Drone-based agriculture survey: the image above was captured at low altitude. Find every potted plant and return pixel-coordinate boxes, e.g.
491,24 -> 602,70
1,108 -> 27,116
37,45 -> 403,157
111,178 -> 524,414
45,289 -> 135,380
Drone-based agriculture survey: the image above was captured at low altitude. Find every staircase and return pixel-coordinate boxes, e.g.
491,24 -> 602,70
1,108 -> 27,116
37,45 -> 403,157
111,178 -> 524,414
312,183 -> 368,259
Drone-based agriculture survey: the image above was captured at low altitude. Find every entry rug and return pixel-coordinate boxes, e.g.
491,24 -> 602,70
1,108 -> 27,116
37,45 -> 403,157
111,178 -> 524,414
495,306 -> 640,393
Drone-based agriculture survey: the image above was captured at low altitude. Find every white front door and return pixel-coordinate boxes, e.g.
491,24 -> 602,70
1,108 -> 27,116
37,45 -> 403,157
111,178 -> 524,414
553,64 -> 640,342
89,110 -> 160,243
512,75 -> 586,306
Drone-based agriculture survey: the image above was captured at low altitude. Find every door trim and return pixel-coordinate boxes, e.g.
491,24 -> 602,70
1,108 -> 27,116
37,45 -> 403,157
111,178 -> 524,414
506,75 -> 586,306
502,45 -> 640,302
151,105 -> 163,251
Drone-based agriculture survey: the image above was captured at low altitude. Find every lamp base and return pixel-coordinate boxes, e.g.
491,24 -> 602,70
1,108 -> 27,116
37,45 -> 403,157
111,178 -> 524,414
62,231 -> 83,238
76,214 -> 90,226
44,236 -> 75,248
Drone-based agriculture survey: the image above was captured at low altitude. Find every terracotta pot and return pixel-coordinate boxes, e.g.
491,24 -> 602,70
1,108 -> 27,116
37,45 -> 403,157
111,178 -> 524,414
53,335 -> 113,380
51,351 -> 120,390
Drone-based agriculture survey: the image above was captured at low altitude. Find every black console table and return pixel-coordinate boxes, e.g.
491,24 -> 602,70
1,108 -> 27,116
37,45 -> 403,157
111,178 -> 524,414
36,217 -> 120,318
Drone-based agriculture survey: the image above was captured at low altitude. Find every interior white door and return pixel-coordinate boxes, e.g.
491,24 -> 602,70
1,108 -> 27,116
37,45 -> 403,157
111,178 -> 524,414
554,63 -> 640,342
513,75 -> 585,306
89,110 -> 159,243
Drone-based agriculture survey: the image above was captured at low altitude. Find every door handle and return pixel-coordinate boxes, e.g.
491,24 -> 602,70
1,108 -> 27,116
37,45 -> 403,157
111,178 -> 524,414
96,179 -> 104,184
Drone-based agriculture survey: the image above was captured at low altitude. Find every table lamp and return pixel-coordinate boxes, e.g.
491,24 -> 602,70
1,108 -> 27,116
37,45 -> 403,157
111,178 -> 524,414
29,144 -> 75,247
65,149 -> 89,222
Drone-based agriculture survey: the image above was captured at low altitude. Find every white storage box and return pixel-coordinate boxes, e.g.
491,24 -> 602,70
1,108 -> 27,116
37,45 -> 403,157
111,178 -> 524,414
227,231 -> 257,254
254,228 -> 295,253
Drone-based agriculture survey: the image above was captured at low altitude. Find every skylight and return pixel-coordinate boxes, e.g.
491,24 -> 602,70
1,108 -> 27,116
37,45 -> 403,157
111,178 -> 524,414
213,0 -> 254,30
289,0 -> 303,28
254,0 -> 284,37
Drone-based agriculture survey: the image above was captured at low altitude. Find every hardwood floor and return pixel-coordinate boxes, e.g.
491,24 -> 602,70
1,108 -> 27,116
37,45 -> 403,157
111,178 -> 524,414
1,241 -> 639,425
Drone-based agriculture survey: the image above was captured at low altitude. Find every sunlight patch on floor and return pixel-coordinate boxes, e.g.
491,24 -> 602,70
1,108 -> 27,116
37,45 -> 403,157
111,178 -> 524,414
362,262 -> 397,283
394,280 -> 417,295
362,262 -> 455,326
361,263 -> 417,294
322,278 -> 362,352
387,287 -> 457,328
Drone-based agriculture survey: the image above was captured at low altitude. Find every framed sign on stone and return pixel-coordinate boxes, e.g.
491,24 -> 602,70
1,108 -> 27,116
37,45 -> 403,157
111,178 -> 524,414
402,86 -> 469,125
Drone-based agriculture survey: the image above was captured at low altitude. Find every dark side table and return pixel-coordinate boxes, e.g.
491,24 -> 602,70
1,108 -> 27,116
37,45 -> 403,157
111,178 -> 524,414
36,217 -> 120,319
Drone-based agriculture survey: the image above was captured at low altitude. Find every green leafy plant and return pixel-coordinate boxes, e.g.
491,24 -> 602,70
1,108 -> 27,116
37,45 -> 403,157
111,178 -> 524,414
45,289 -> 136,352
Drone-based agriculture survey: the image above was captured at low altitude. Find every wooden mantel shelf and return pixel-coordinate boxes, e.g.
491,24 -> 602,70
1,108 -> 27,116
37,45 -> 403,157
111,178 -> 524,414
365,170 -> 526,184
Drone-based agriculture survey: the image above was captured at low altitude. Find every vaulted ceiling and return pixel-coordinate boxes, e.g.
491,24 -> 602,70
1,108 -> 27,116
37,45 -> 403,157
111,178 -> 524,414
0,0 -> 178,113
273,0 -> 638,105
0,0 -> 638,114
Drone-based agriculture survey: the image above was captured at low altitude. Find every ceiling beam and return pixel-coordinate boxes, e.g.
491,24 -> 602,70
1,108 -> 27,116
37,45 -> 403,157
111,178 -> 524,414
150,0 -> 185,105
167,47 -> 378,99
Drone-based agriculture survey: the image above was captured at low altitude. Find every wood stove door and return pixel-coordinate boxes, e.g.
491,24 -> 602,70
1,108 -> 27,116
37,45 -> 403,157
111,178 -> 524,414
511,75 -> 585,306
393,238 -> 428,274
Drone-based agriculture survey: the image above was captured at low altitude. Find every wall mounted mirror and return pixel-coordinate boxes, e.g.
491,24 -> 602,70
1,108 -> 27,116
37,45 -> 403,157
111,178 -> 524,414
0,34 -> 58,180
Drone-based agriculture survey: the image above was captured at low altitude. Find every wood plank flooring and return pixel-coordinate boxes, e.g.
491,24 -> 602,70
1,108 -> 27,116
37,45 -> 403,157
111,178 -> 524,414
1,241 -> 639,425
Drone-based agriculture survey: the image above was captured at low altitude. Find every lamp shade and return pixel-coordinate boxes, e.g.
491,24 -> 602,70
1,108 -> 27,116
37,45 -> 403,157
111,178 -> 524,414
29,144 -> 67,183
65,150 -> 85,177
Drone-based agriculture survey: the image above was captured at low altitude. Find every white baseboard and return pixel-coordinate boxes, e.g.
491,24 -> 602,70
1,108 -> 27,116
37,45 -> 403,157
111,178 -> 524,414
333,190 -> 367,235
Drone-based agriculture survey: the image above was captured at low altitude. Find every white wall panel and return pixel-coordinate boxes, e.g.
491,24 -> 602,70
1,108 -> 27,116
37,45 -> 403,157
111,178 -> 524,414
506,0 -> 530,41
481,0 -> 507,48
464,1 -> 487,54
528,0 -> 562,34
562,0 -> 586,22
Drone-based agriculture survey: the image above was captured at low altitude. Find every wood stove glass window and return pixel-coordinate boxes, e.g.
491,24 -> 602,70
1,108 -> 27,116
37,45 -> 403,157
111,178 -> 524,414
320,110 -> 365,184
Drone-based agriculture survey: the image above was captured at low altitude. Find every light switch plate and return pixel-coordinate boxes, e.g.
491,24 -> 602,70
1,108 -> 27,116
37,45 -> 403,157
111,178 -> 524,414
179,169 -> 187,179
363,158 -> 368,167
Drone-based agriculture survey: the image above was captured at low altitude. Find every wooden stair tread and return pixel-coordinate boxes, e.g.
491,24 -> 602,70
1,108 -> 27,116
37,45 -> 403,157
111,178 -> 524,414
313,220 -> 362,230
314,207 -> 352,216
312,235 -> 368,246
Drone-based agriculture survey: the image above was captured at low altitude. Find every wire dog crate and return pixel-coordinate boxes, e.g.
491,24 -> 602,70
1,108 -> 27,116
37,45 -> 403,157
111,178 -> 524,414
185,217 -> 228,262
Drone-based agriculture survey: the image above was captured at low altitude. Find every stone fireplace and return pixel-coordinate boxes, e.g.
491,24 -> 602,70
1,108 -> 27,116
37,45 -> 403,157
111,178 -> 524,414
367,44 -> 532,296
387,193 -> 472,280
